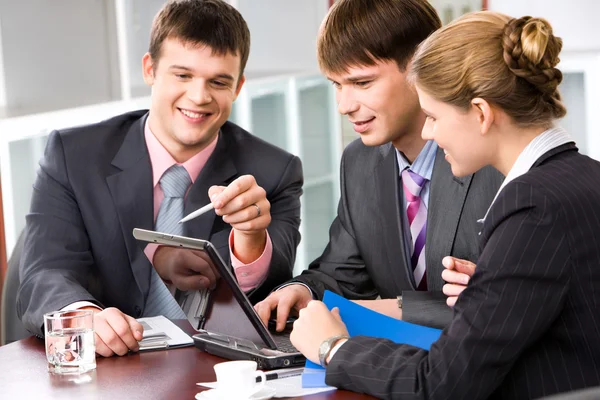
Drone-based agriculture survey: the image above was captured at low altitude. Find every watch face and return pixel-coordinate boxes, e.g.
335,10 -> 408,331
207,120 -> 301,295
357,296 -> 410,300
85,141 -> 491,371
318,340 -> 330,366
318,335 -> 349,367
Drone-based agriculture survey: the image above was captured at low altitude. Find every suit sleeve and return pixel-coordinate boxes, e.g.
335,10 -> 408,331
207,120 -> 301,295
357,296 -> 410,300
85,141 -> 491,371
325,182 -> 570,399
247,155 -> 303,303
290,149 -> 379,301
401,291 -> 453,329
16,131 -> 101,336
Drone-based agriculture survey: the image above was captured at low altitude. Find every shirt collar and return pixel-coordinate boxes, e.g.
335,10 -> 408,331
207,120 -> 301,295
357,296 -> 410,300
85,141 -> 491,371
479,126 -> 574,223
395,140 -> 438,180
144,119 -> 219,187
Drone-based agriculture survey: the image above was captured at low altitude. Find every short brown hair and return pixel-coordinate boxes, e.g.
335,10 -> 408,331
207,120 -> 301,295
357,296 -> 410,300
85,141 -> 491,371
411,12 -> 566,128
318,0 -> 441,74
149,0 -> 251,78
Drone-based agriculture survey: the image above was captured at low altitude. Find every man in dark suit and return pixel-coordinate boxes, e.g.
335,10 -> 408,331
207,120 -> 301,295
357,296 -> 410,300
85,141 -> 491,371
17,0 -> 302,357
255,0 -> 502,331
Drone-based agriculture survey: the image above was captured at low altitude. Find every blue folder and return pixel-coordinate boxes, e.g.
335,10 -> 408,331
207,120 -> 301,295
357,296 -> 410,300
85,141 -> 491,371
302,290 -> 443,388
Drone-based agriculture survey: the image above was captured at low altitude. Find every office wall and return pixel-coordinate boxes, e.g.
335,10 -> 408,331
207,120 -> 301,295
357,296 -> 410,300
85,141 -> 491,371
123,0 -> 166,97
0,17 -> 6,114
0,0 -> 121,117
238,0 -> 328,74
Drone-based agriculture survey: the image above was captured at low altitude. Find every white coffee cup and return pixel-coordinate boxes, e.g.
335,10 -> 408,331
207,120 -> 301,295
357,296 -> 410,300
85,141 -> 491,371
213,360 -> 266,398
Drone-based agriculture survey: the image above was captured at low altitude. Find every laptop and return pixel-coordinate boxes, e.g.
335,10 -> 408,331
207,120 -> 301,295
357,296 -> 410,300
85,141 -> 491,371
132,228 -> 305,370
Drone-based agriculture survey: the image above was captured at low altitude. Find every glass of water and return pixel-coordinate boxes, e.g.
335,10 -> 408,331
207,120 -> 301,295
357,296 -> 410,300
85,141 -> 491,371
44,310 -> 96,374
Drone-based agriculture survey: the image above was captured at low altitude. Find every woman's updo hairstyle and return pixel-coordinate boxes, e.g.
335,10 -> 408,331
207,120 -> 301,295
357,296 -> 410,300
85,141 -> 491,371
411,12 -> 566,128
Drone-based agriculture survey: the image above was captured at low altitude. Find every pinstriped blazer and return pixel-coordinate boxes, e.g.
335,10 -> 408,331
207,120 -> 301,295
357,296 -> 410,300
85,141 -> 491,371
326,143 -> 600,399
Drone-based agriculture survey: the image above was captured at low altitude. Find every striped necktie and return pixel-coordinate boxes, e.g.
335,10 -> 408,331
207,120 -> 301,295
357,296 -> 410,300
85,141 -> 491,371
143,165 -> 189,319
402,169 -> 428,290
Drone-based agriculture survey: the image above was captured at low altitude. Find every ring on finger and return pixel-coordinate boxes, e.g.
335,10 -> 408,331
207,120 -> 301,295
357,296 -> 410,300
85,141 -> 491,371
253,203 -> 261,217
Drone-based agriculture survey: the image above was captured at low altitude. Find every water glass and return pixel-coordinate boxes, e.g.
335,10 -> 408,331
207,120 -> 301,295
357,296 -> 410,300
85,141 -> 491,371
44,310 -> 96,374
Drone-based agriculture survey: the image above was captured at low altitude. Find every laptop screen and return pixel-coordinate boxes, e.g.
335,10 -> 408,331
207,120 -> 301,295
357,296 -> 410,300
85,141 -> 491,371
132,228 -> 278,350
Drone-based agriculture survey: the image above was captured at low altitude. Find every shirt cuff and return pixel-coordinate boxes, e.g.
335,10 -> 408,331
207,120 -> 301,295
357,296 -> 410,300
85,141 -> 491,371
327,339 -> 348,365
61,301 -> 102,312
277,282 -> 317,300
230,230 -> 273,292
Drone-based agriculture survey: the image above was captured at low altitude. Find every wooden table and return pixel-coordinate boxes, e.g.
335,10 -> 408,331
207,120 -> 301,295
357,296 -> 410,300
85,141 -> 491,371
0,321 -> 375,399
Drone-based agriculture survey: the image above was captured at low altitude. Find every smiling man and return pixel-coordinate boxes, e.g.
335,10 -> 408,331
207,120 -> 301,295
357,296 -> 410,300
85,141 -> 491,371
17,0 -> 303,357
255,0 -> 502,331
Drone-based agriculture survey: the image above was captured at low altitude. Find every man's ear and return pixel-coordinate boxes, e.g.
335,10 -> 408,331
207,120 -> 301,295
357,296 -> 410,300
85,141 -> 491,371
142,53 -> 155,86
233,74 -> 246,100
471,98 -> 494,135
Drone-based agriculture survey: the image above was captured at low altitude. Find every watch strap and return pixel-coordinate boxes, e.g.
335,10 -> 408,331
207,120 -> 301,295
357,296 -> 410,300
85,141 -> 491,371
318,334 -> 350,367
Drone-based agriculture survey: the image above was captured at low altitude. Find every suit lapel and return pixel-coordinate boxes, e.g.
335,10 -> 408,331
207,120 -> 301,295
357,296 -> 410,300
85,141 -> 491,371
183,132 -> 237,240
106,115 -> 154,297
426,148 -> 473,291
375,144 -> 414,290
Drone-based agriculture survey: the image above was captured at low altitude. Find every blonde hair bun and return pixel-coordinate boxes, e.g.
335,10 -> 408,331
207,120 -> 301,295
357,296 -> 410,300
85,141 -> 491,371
502,16 -> 563,95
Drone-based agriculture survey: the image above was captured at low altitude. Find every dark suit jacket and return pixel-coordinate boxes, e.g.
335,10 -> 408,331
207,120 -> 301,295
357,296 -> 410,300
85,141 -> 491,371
326,144 -> 600,399
294,139 -> 502,328
17,110 -> 303,336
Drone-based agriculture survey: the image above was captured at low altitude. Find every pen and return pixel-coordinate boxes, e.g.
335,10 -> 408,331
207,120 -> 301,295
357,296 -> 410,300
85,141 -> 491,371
179,203 -> 214,223
256,368 -> 304,382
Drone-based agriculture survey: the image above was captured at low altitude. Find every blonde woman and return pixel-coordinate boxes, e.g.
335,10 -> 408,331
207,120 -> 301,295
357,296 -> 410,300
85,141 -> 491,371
290,11 -> 600,399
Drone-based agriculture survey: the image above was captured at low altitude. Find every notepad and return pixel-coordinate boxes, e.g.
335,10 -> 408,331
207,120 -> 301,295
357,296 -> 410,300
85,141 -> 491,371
137,315 -> 194,351
302,291 -> 443,388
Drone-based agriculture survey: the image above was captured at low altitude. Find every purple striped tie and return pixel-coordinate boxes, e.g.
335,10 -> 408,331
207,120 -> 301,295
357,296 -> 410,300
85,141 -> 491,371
402,169 -> 428,290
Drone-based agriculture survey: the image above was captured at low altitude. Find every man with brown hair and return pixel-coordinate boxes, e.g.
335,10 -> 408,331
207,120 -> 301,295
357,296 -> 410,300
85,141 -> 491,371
17,0 -> 303,357
255,0 -> 501,330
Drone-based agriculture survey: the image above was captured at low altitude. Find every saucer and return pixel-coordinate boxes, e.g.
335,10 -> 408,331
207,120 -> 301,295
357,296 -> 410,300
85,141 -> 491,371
196,386 -> 276,400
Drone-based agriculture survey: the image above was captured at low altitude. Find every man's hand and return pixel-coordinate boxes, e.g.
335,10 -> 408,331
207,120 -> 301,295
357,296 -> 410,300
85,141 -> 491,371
290,301 -> 349,365
254,284 -> 312,332
352,299 -> 402,319
80,307 -> 143,357
209,175 -> 271,263
153,246 -> 219,291
441,256 -> 476,307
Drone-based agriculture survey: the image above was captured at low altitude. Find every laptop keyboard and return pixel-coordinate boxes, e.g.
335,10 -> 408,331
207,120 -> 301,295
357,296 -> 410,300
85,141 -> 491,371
271,332 -> 298,353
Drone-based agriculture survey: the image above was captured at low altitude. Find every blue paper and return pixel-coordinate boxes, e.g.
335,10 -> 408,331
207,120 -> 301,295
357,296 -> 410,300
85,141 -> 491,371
302,290 -> 443,388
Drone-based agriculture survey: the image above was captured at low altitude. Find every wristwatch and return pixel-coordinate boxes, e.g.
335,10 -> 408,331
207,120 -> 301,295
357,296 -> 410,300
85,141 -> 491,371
318,335 -> 350,367
397,295 -> 403,309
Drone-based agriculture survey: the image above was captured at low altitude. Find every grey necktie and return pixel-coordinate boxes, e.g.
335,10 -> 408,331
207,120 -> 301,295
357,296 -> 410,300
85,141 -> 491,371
143,165 -> 190,319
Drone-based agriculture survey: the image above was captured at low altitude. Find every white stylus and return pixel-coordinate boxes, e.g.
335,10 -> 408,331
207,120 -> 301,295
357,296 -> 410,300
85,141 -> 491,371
178,203 -> 214,224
